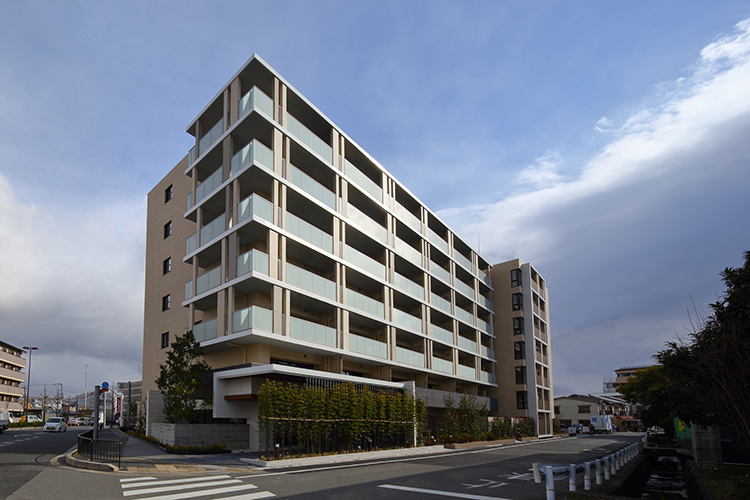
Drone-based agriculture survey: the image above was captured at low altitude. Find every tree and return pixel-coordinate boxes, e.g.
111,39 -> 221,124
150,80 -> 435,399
619,365 -> 675,432
657,251 -> 750,448
156,330 -> 212,423
38,385 -> 50,423
51,385 -> 65,417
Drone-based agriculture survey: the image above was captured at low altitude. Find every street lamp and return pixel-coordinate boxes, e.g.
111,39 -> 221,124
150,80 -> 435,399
22,347 -> 38,424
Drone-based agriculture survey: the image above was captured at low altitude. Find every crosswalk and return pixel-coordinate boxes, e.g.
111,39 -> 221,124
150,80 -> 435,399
119,475 -> 275,500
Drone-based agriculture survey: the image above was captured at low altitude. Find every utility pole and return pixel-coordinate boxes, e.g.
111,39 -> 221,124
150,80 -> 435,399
84,364 -> 87,411
92,385 -> 100,440
22,346 -> 38,424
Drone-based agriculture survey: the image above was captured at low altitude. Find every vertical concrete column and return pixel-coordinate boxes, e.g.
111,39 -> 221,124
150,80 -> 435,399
227,285 -> 234,335
217,288 -> 226,337
278,81 -> 287,128
229,77 -> 240,127
273,128 -> 284,177
341,309 -> 350,351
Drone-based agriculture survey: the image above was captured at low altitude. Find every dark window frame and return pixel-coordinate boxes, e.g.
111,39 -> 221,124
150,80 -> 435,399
162,294 -> 170,311
512,293 -> 523,311
515,365 -> 526,385
163,257 -> 171,275
513,317 -> 524,335
164,221 -> 172,239
161,332 -> 169,349
511,268 -> 522,287
516,391 -> 528,410
514,341 -> 525,360
165,185 -> 173,203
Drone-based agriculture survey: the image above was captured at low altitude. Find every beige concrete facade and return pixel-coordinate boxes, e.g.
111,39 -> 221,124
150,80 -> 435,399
489,260 -> 553,437
142,55 -> 553,445
0,341 -> 26,413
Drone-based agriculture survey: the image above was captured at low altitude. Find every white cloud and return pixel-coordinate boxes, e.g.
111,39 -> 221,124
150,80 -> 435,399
593,116 -> 614,133
514,150 -> 565,190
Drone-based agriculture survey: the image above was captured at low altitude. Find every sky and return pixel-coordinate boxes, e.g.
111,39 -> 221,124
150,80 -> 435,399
1,1 -> 749,400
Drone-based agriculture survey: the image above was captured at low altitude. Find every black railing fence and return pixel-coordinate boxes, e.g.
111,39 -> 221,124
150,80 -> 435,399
77,430 -> 123,468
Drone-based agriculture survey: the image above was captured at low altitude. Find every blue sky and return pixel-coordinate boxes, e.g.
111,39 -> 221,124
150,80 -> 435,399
1,1 -> 749,399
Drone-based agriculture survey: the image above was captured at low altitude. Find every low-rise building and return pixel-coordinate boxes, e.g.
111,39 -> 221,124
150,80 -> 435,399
0,341 -> 26,415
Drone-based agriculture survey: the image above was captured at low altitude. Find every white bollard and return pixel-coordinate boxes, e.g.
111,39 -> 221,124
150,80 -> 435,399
545,465 -> 555,500
533,463 -> 542,483
616,451 -> 621,470
584,461 -> 591,490
595,458 -> 603,485
611,454 -> 617,475
569,464 -> 577,491
604,456 -> 611,480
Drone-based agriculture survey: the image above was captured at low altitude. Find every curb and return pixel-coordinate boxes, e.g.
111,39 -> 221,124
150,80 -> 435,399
65,450 -> 119,472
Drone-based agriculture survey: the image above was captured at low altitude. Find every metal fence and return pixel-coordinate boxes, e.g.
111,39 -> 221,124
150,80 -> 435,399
77,431 -> 123,468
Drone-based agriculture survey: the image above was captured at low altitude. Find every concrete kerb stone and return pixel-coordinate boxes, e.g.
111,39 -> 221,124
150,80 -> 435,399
64,450 -> 119,472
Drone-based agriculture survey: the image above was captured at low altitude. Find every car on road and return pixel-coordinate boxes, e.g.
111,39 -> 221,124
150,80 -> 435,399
43,417 -> 67,432
0,409 -> 9,433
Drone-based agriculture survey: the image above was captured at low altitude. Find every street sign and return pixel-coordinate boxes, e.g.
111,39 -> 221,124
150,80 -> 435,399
102,382 -> 109,389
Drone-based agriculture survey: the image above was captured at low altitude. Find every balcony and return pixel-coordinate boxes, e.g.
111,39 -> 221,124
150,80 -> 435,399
193,167 -> 223,208
454,252 -> 472,272
455,279 -> 475,300
396,347 -> 425,367
345,159 -> 382,201
200,213 -> 225,246
478,268 -> 492,287
238,193 -> 273,224
287,263 -> 336,301
395,238 -> 422,265
290,316 -> 337,347
477,318 -> 493,335
287,212 -> 333,253
195,266 -> 221,296
480,345 -> 495,360
430,324 -> 454,345
287,113 -> 333,164
193,318 -> 218,342
458,335 -> 477,354
195,118 -> 223,163
428,228 -> 449,254
481,371 -> 496,384
535,351 -> 549,365
238,86 -> 274,120
430,292 -> 452,315
433,357 -> 453,374
233,305 -> 273,333
480,295 -> 493,312
455,306 -> 474,326
392,309 -> 422,334
230,139 -> 274,175
349,333 -> 387,359
394,203 -> 421,233
346,288 -> 384,318
348,204 -> 387,244
430,262 -> 451,284
345,245 -> 385,280
290,164 -> 335,210
458,364 -> 476,380
394,272 -> 424,300
238,249 -> 270,277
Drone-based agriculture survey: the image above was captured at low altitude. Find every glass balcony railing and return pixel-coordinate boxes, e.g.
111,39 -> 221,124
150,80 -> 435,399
430,323 -> 454,345
290,164 -> 335,210
430,292 -> 452,315
477,317 -> 493,335
195,167 -> 223,206
238,193 -> 273,224
396,347 -> 425,367
428,228 -> 449,254
193,318 -> 218,342
480,295 -> 493,312
290,316 -> 337,347
237,249 -> 269,277
394,203 -> 421,234
454,251 -> 472,272
345,159 -> 382,201
455,306 -> 474,326
458,335 -> 477,354
188,146 -> 196,165
195,266 -> 222,296
430,262 -> 451,284
480,345 -> 495,360
345,245 -> 385,280
348,204 -> 387,244
393,309 -> 422,333
346,288 -> 384,318
433,356 -> 453,374
238,86 -> 274,119
478,268 -> 492,287
200,213 -> 225,246
198,119 -> 223,158
233,305 -> 273,333
458,364 -> 476,380
187,233 -> 197,255
185,280 -> 193,300
481,371 -> 496,384
455,279 -> 475,300
394,273 -> 424,300
230,139 -> 274,175
394,238 -> 422,265
287,212 -> 333,253
349,333 -> 387,359
287,113 -> 333,164
287,263 -> 336,301
187,192 -> 193,210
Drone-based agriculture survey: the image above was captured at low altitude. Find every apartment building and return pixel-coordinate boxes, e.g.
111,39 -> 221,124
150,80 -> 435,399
142,55 -> 552,445
489,260 -> 553,436
0,341 -> 26,414
603,364 -> 654,393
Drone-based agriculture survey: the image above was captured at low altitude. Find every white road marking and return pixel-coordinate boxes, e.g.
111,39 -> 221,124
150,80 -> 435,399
379,484 -> 514,500
123,479 -> 242,496
121,475 -> 232,489
133,484 -> 262,500
121,477 -> 157,483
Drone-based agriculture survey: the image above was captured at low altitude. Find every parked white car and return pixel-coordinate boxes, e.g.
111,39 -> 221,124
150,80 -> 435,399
43,417 -> 67,432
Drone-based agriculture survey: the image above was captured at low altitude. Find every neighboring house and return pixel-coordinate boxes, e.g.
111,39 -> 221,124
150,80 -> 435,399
0,341 -> 26,416
141,54 -> 554,449
555,393 -> 642,431
603,364 -> 654,393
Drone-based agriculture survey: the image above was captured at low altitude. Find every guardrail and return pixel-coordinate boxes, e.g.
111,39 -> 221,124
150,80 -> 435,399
532,434 -> 647,499
77,430 -> 123,468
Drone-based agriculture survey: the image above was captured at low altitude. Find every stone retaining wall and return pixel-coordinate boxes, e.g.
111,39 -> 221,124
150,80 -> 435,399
151,423 -> 250,450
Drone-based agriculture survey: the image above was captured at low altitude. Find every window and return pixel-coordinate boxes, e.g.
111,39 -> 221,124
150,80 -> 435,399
161,332 -> 169,349
513,317 -> 524,335
511,268 -> 522,287
164,221 -> 172,239
163,257 -> 171,275
516,391 -> 528,410
165,185 -> 173,203
554,406 -> 561,415
578,405 -> 591,414
514,341 -> 525,360
162,295 -> 170,311
515,366 -> 526,385
512,293 -> 523,311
